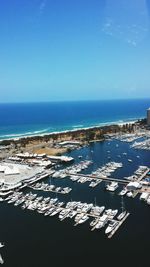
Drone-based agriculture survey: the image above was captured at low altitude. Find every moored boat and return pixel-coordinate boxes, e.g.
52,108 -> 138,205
117,210 -> 127,221
105,220 -> 119,234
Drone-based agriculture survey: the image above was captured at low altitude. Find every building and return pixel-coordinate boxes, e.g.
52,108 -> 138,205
147,108 -> 150,126
127,181 -> 142,191
58,140 -> 81,148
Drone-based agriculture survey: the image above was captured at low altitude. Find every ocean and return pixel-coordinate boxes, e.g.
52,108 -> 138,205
0,98 -> 149,140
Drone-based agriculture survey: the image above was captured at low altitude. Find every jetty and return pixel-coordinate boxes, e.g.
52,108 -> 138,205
68,173 -> 129,184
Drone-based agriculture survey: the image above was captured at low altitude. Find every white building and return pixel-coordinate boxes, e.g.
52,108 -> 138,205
127,181 -> 142,191
147,108 -> 150,126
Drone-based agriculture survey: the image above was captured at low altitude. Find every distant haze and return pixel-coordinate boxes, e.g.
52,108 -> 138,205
0,0 -> 150,102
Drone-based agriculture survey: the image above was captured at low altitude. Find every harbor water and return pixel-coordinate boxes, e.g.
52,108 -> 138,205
0,139 -> 150,266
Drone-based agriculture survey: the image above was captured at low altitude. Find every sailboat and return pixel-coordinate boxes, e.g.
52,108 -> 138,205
117,196 -> 127,221
0,253 -> 4,264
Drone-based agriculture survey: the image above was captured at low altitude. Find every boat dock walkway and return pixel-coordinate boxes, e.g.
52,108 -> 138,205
68,173 -> 129,184
139,186 -> 150,194
136,169 -> 149,183
108,212 -> 130,239
67,168 -> 149,187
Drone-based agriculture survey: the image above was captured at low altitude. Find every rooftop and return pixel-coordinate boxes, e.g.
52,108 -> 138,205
0,162 -> 43,186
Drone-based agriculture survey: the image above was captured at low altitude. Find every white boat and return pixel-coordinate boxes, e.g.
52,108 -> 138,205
90,218 -> 99,227
105,220 -> 119,234
0,243 -> 4,249
95,214 -> 108,229
147,197 -> 150,205
117,210 -> 127,220
0,253 -> 4,264
140,192 -> 149,201
119,187 -> 127,196
50,208 -> 61,217
106,182 -> 118,192
90,206 -> 105,216
78,215 -> 89,224
128,159 -> 132,162
74,213 -> 84,222
67,210 -> 77,218
105,209 -> 118,219
127,191 -> 133,197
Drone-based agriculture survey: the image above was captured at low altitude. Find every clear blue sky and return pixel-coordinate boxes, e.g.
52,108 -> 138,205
0,0 -> 150,102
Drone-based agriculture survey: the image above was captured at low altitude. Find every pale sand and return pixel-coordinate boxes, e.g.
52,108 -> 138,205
32,147 -> 67,156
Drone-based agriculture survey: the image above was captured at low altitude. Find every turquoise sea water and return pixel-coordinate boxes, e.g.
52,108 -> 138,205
0,99 -> 149,140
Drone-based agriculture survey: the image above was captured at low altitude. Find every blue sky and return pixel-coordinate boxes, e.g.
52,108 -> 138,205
0,0 -> 150,102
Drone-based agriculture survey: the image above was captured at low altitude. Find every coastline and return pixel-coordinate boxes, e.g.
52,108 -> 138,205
0,118 -> 141,143
0,117 -> 145,158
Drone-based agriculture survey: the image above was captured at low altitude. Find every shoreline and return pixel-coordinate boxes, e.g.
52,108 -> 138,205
0,118 -> 142,143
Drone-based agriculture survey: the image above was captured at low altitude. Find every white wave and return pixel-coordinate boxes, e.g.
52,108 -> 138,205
72,125 -> 84,128
0,128 -> 49,138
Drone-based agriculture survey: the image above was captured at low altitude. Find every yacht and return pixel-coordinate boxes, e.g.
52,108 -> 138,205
90,218 -> 99,227
119,187 -> 127,196
0,243 -> 4,248
140,192 -> 149,201
90,206 -> 105,216
50,207 -> 62,217
105,209 -> 118,219
0,253 -> 4,265
78,215 -> 89,224
67,210 -> 77,218
128,159 -> 133,162
106,182 -> 118,192
95,214 -> 109,229
117,210 -> 127,221
147,197 -> 150,205
127,191 -> 133,197
105,220 -> 119,234
74,213 -> 84,222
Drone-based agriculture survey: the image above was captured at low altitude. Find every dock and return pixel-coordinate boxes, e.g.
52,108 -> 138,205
136,169 -> 149,183
67,167 -> 150,190
68,173 -> 129,184
107,212 -> 130,239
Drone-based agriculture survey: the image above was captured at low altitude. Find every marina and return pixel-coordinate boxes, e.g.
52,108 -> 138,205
0,132 -> 150,266
3,190 -> 130,239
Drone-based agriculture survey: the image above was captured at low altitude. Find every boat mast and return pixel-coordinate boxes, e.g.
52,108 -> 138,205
121,195 -> 125,212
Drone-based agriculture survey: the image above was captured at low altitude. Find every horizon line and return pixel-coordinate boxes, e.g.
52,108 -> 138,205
0,97 -> 150,105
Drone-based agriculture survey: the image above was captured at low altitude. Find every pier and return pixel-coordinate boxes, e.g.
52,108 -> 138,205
136,169 -> 149,183
67,169 -> 149,185
68,173 -> 129,184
